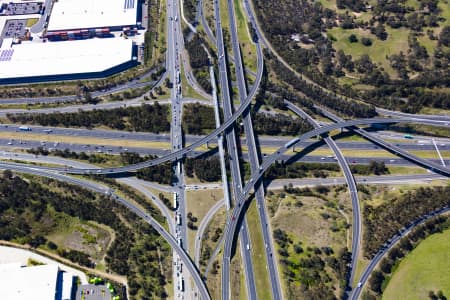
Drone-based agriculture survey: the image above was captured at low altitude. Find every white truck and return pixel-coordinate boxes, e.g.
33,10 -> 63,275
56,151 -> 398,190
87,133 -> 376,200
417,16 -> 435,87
19,126 -> 31,131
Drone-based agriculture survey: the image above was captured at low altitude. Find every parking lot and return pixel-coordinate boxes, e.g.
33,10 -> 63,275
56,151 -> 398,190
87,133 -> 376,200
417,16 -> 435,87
1,19 -> 27,39
0,2 -> 42,16
75,284 -> 111,300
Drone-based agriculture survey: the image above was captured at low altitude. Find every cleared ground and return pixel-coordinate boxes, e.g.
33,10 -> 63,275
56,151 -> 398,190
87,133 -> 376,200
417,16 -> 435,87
382,228 -> 450,300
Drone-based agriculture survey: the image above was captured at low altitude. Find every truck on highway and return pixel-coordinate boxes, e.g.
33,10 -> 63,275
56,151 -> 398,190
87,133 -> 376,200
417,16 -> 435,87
19,126 -> 31,131
173,193 -> 178,209
176,213 -> 181,225
178,277 -> 184,292
177,71 -> 181,84
178,85 -> 181,95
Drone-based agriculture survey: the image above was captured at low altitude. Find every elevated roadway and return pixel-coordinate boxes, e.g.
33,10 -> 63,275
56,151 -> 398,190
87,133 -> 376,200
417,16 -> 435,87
213,0 -> 258,295
226,0 -> 282,297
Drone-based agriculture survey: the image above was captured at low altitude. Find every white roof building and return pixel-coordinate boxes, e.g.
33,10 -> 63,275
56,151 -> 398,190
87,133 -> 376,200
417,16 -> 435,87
0,38 -> 134,80
0,264 -> 60,300
47,0 -> 137,31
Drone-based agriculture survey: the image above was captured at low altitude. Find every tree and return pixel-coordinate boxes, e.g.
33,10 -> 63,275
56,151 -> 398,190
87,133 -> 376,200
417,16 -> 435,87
439,26 -> 450,47
361,37 -> 373,46
379,257 -> 393,274
368,270 -> 384,293
348,34 -> 358,43
164,78 -> 173,88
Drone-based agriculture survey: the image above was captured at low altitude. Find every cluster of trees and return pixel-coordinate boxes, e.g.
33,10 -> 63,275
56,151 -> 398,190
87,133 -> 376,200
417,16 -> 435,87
129,154 -> 174,185
8,103 -> 170,133
187,212 -> 198,230
27,148 -> 108,164
0,171 -> 170,298
272,228 -> 350,299
363,186 -> 450,258
265,161 -> 341,180
251,111 -> 313,136
428,290 -> 448,300
158,192 -> 173,211
185,36 -> 212,94
183,0 -> 197,23
336,0 -> 365,12
266,51 -> 377,118
182,103 -> 216,134
365,215 -> 450,298
185,156 -> 221,182
58,249 -> 94,268
350,161 -> 389,175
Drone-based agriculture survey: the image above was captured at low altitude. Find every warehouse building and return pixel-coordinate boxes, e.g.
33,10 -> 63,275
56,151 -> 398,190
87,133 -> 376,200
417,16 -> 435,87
46,0 -> 139,32
0,0 -> 142,84
0,263 -> 76,300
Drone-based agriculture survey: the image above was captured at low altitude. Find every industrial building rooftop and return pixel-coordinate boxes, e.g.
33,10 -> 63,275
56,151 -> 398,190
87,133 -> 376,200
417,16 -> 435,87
47,0 -> 138,32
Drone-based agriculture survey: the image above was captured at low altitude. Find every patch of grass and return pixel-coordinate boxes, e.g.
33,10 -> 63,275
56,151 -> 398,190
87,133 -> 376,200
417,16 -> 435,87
186,189 -> 223,256
45,208 -> 113,263
386,166 -> 428,175
230,243 -> 245,299
186,189 -> 223,225
382,228 -> 450,300
234,0 -> 257,72
26,18 -> 39,27
327,27 -> 410,77
180,63 -> 208,100
202,208 -> 226,298
27,258 -> 45,266
246,201 -> 272,300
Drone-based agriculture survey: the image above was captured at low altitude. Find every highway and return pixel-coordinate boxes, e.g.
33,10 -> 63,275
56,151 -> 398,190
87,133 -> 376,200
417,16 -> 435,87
351,205 -> 450,300
285,100 -> 363,292
316,108 -> 450,176
377,107 -> 450,122
0,161 -> 210,300
1,118 -> 448,175
4,123 -> 450,151
167,0 -> 192,296
226,0 -> 282,297
213,0 -> 258,296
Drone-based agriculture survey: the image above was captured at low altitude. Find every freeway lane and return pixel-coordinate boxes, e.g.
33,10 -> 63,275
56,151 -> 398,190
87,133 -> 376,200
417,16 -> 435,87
285,100 -> 362,293
4,123 -> 450,151
2,118 -> 448,175
167,0 -> 192,296
377,108 -> 450,122
226,0 -> 282,297
214,0 -> 258,295
0,162 -> 210,300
